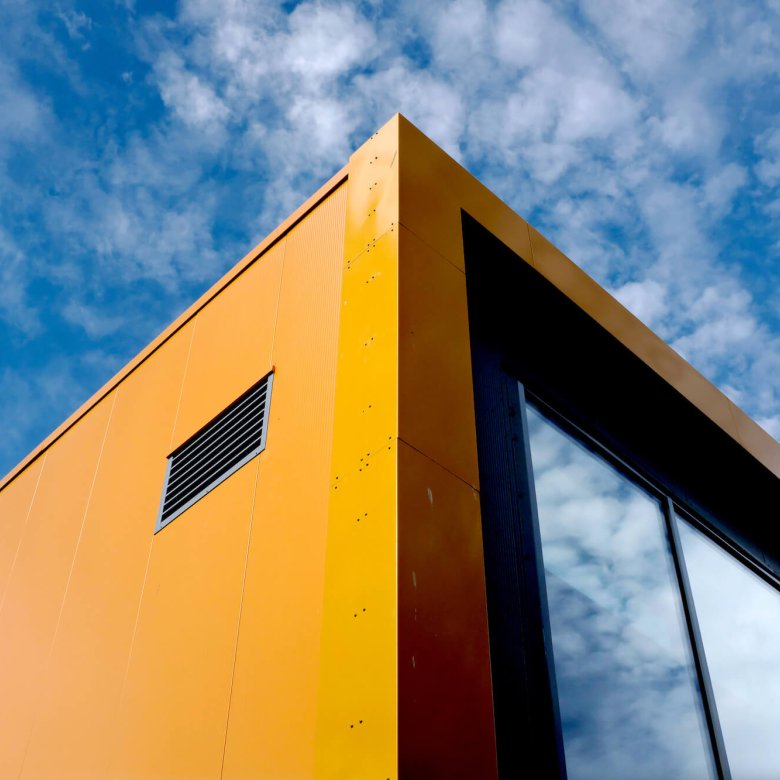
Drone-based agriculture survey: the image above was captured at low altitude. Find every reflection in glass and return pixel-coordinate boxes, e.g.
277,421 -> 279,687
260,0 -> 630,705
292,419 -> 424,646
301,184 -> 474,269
677,517 -> 780,780
526,405 -> 715,780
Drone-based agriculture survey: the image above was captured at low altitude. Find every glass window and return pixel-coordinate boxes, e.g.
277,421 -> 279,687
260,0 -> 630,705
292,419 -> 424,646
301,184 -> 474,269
526,405 -> 715,780
677,516 -> 780,780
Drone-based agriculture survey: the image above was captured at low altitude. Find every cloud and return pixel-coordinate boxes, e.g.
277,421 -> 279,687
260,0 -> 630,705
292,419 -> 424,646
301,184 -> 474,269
57,9 -> 93,45
756,127 -> 780,188
0,227 -> 42,336
154,52 -> 230,133
612,279 -> 669,329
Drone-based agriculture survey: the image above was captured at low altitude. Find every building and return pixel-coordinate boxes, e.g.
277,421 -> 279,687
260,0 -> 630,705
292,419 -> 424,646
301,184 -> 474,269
0,114 -> 778,779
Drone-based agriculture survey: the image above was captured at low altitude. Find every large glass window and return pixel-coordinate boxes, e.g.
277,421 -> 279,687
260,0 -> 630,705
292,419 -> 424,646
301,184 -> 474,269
677,517 -> 780,780
526,405 -> 715,779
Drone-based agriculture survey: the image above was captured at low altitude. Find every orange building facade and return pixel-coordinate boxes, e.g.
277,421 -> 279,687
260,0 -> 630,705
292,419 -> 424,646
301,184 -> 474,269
0,115 -> 778,779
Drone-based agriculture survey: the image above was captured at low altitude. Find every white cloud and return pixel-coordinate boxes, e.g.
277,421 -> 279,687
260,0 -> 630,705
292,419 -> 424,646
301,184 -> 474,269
0,227 -> 41,336
579,0 -> 704,78
284,2 -> 377,80
57,9 -> 93,44
154,52 -> 230,133
61,301 -> 125,339
612,279 -> 669,329
755,127 -> 780,187
0,57 -> 49,153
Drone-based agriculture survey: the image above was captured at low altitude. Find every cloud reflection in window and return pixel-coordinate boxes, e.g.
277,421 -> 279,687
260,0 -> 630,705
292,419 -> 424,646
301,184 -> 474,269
677,517 -> 780,780
526,405 -> 715,779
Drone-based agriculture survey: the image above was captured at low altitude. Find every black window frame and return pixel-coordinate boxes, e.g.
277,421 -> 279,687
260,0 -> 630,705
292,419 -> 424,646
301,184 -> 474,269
520,385 -> 732,780
463,211 -> 780,779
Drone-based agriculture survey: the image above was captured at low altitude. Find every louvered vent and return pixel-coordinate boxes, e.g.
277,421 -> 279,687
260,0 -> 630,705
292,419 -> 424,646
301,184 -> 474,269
155,372 -> 273,531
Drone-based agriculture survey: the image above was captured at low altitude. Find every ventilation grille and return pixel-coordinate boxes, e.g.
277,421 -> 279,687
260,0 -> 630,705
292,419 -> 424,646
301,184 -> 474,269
156,372 -> 273,531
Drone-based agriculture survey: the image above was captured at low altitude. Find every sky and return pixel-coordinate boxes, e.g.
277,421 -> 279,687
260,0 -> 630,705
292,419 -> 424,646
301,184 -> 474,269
1,0 -> 779,478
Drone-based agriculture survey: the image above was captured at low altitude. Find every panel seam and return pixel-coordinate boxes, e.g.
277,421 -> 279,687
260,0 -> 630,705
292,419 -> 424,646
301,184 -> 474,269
0,451 -> 47,617
219,456 -> 262,779
17,388 -> 119,780
397,436 -> 479,493
398,220 -> 465,276
104,321 -> 197,780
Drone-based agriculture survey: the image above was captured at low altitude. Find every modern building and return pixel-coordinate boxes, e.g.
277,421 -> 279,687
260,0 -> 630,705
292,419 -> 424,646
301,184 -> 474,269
0,115 -> 778,780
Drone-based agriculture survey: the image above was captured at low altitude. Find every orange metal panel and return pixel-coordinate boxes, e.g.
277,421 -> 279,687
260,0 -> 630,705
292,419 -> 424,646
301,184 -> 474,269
0,394 -> 115,778
315,121 -> 400,779
0,457 -> 45,608
315,443 -> 399,780
222,185 -> 347,779
398,441 -> 497,779
395,120 -> 496,776
343,120 -> 398,264
398,115 -> 532,273
398,224 -> 479,489
171,241 -> 285,450
108,459 -> 258,780
19,325 -> 194,780
334,228 -> 399,464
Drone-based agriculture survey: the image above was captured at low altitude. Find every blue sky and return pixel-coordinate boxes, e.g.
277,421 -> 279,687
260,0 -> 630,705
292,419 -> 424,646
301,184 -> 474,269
1,0 -> 779,478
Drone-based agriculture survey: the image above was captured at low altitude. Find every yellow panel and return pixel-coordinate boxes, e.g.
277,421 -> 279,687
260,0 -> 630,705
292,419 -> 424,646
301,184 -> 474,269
398,115 -> 532,272
343,116 -> 399,263
222,185 -> 347,779
335,227 -> 399,465
398,225 -> 479,488
0,394 -> 114,779
20,325 -> 194,780
397,441 -> 497,779
0,457 -> 45,608
108,459 -> 257,780
315,121 -> 400,779
171,240 -> 285,449
315,444 -> 398,780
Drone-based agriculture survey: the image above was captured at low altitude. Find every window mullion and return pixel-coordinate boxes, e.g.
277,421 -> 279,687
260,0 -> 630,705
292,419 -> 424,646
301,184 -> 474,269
516,381 -> 569,780
664,497 -> 732,780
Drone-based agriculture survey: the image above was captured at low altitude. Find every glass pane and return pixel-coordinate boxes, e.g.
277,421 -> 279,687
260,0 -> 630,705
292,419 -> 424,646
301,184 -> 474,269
526,405 -> 715,780
677,517 -> 780,779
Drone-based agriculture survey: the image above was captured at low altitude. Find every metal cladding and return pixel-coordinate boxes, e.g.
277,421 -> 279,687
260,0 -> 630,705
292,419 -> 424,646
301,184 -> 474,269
0,114 -> 777,779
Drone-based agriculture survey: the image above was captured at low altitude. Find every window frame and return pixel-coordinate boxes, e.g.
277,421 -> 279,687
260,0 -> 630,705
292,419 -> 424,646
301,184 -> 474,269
519,385 -> 733,780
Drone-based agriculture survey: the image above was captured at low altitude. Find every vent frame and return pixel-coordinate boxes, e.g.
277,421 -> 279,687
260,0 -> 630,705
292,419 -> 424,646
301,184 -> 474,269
154,372 -> 273,532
